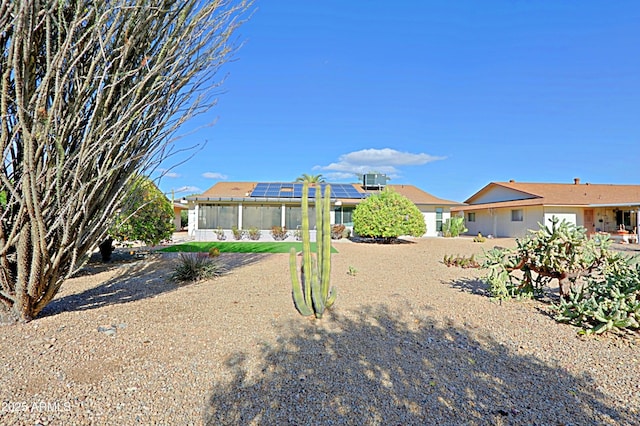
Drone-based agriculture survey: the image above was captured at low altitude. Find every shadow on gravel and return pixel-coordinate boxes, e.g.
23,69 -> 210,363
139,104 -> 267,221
448,277 -> 564,304
448,277 -> 488,296
204,306 -> 634,426
40,252 -> 270,318
348,237 -> 417,244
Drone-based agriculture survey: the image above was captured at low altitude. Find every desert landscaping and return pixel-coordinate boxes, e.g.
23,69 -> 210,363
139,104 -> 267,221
1,237 -> 639,425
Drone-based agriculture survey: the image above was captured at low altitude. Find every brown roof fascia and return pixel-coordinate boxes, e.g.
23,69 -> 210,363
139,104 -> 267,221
452,199 -> 545,212
462,181 -> 640,208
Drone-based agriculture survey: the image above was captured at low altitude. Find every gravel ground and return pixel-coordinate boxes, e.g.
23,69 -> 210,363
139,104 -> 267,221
1,237 -> 639,425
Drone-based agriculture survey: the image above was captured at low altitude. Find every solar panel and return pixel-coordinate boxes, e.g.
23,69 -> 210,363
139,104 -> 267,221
249,183 -> 366,199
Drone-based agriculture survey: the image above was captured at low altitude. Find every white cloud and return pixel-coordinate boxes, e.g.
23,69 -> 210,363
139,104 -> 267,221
175,186 -> 201,194
202,172 -> 228,180
320,172 -> 361,181
315,148 -> 445,178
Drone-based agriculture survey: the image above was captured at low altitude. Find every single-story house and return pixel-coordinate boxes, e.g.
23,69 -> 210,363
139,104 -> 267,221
451,178 -> 640,240
186,175 -> 462,241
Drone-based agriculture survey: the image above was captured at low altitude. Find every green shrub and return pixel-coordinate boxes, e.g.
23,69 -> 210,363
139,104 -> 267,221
270,226 -> 288,241
352,188 -> 426,243
331,224 -> 346,239
215,227 -> 227,241
247,227 -> 261,240
109,175 -> 175,246
208,247 -> 220,258
231,226 -> 244,240
172,253 -> 224,282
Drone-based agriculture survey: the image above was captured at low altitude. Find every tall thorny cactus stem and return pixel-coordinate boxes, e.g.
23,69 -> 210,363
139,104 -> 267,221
290,182 -> 337,318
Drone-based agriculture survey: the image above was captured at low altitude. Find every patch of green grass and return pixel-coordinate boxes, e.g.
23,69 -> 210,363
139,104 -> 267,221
158,241 -> 338,254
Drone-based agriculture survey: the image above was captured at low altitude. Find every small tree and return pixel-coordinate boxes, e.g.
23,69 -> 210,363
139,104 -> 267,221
295,174 -> 325,183
352,188 -> 426,243
110,176 -> 175,246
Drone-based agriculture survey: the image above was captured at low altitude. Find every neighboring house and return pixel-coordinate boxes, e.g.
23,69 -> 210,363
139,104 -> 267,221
451,178 -> 640,239
173,201 -> 188,231
186,175 -> 462,241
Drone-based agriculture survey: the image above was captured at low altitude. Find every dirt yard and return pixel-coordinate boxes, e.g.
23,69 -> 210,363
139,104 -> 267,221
1,237 -> 639,425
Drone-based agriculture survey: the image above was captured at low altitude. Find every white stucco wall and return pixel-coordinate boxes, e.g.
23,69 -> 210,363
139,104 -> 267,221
422,212 -> 436,237
465,212 -> 493,237
542,209 -> 579,230
464,206 -> 588,238
463,206 -> 542,238
420,208 -> 451,237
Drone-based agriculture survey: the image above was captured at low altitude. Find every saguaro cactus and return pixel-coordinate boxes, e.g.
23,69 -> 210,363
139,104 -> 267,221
289,182 -> 337,318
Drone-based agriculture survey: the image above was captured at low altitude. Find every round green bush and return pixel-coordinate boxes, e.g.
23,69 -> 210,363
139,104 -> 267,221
352,188 -> 426,242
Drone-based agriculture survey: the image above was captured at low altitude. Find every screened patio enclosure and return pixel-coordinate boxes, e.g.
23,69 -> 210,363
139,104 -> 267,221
191,182 -> 368,236
197,203 -> 319,231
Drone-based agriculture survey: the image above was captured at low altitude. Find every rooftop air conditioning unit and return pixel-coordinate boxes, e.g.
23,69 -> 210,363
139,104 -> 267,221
362,173 -> 388,190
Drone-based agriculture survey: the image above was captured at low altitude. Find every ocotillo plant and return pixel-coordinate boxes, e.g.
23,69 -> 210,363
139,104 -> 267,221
289,182 -> 337,318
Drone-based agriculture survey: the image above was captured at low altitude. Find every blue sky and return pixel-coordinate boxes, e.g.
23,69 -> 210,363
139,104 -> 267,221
156,1 -> 639,203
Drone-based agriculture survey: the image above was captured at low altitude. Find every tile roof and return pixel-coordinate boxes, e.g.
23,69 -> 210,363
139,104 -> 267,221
386,184 -> 462,206
190,182 -> 461,206
199,182 -> 256,198
453,180 -> 640,211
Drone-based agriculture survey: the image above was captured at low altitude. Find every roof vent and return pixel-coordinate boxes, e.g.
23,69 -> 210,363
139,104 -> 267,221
574,178 -> 580,185
362,173 -> 388,190
509,179 -> 515,183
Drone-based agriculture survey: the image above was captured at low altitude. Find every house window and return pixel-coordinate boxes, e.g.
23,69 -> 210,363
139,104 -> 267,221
467,212 -> 476,222
285,206 -> 316,230
334,206 -> 355,226
616,210 -> 631,228
436,208 -> 443,232
511,209 -> 523,222
242,205 -> 282,229
198,204 -> 238,229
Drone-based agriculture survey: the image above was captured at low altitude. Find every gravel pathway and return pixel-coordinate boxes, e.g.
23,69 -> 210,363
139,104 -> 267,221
1,237 -> 639,425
